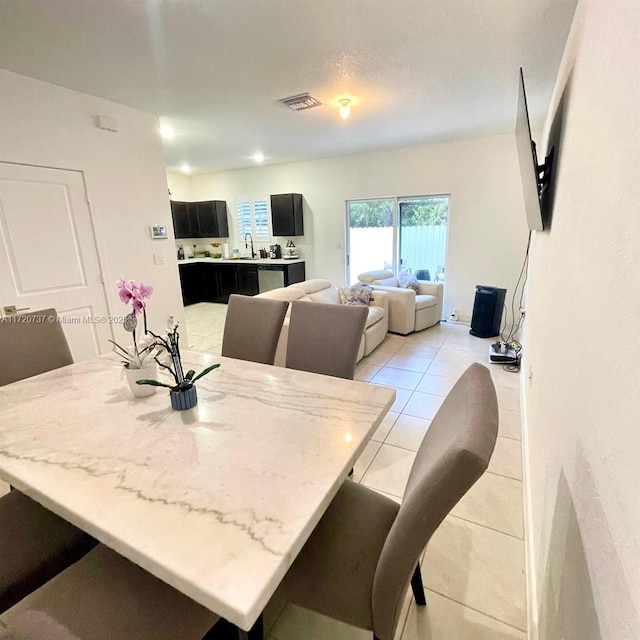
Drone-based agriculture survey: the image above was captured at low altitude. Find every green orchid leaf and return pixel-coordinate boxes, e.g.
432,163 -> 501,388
136,379 -> 174,388
185,369 -> 196,381
191,363 -> 220,383
108,340 -> 130,357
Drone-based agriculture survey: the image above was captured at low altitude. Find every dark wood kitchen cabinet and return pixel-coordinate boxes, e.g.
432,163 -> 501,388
178,262 -> 205,306
270,193 -> 304,236
235,265 -> 259,297
195,201 -> 229,238
171,200 -> 229,239
178,261 -> 304,306
171,201 -> 197,239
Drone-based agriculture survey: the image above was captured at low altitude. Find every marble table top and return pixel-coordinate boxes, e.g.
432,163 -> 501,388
0,353 -> 394,630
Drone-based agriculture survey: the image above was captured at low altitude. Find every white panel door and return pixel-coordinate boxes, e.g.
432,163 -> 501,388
0,162 -> 110,361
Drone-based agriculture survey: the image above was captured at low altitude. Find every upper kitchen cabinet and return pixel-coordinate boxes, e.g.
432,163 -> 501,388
270,193 -> 304,236
195,201 -> 229,238
171,200 -> 229,239
171,201 -> 196,238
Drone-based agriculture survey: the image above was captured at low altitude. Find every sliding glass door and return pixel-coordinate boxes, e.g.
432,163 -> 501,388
398,197 -> 449,283
346,196 -> 449,284
346,199 -> 395,283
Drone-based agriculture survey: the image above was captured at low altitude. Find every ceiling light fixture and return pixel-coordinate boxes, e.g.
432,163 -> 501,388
339,99 -> 351,120
160,127 -> 176,139
252,152 -> 264,163
180,164 -> 191,174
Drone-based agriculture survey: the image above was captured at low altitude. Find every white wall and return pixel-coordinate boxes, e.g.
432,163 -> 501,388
0,70 -> 185,345
167,172 -> 192,202
185,134 -> 529,322
522,1 -> 640,638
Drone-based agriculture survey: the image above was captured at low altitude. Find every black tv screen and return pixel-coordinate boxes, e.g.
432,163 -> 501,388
516,68 -> 544,231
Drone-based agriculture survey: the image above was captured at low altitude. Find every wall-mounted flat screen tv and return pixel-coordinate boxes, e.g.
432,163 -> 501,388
516,67 -> 554,231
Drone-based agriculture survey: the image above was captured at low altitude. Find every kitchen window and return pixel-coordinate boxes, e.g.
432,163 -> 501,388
236,196 -> 271,241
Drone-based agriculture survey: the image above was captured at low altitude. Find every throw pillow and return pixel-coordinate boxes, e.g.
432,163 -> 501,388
338,283 -> 373,306
399,272 -> 420,292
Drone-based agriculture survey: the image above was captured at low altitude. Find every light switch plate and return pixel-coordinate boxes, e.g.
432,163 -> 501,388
153,252 -> 165,265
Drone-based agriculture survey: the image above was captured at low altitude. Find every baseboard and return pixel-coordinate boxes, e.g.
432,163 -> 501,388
442,318 -> 470,327
520,374 -> 539,640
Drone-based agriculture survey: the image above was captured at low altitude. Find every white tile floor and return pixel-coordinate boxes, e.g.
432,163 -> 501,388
183,303 -> 527,640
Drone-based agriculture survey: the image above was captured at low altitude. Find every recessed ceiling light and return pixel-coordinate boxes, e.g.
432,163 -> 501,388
180,164 -> 191,174
160,127 -> 176,139
252,153 -> 264,163
339,99 -> 352,120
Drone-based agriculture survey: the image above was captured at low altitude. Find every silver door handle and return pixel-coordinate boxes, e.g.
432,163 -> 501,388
3,305 -> 31,316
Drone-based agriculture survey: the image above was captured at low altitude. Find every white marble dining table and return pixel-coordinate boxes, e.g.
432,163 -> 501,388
0,351 -> 395,631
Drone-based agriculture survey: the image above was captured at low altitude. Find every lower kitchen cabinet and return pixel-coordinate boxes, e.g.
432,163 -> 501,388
178,263 -> 205,306
179,261 -> 304,306
236,265 -> 259,298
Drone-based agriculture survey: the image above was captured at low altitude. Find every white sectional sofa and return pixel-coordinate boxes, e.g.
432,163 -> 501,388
357,270 -> 443,335
256,279 -> 389,367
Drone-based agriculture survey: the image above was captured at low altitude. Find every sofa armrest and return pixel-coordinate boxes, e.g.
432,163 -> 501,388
369,285 -> 415,334
370,289 -> 389,315
417,281 -> 444,320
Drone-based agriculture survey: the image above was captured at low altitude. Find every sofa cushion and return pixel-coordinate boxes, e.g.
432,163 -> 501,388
288,279 -> 333,295
373,277 -> 400,288
365,306 -> 385,329
357,270 -> 394,283
257,287 -> 305,302
306,288 -> 340,305
415,294 -> 438,310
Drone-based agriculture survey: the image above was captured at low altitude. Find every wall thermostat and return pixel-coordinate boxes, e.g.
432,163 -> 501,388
150,225 -> 168,239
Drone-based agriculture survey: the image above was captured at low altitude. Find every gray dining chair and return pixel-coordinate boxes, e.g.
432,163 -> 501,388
0,308 -> 73,386
221,295 -> 288,365
0,309 -> 96,614
285,301 -> 368,380
276,363 -> 499,640
0,544 -> 221,640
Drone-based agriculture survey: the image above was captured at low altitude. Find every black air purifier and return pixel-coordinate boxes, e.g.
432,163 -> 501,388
470,286 -> 507,338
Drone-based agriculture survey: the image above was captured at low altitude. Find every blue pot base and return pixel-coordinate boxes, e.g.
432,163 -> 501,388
170,386 -> 198,410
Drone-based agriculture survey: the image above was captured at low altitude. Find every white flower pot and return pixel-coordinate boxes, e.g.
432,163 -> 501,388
125,362 -> 157,398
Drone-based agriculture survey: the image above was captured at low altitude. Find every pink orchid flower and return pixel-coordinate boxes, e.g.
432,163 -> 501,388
116,279 -> 153,313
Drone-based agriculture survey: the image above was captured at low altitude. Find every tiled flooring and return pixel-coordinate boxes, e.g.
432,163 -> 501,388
184,303 -> 527,640
0,305 -> 525,637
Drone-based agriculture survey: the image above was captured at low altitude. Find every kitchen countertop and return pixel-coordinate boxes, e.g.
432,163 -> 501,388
178,257 -> 304,266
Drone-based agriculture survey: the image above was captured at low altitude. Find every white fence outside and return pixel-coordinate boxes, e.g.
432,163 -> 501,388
348,225 -> 447,283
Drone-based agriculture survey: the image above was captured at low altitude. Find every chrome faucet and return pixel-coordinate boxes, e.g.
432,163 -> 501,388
244,232 -> 256,259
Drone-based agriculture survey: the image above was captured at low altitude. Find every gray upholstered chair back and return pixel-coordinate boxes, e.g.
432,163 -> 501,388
286,301 -> 368,379
221,295 -> 288,365
0,309 -> 73,387
372,363 -> 499,640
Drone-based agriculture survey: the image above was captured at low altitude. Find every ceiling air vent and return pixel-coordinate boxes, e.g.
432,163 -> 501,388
279,93 -> 322,111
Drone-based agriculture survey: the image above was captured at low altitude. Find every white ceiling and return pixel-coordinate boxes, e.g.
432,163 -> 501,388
0,0 -> 577,174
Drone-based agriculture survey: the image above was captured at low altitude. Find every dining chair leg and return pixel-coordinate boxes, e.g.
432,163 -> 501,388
237,614 -> 263,640
411,563 -> 427,606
